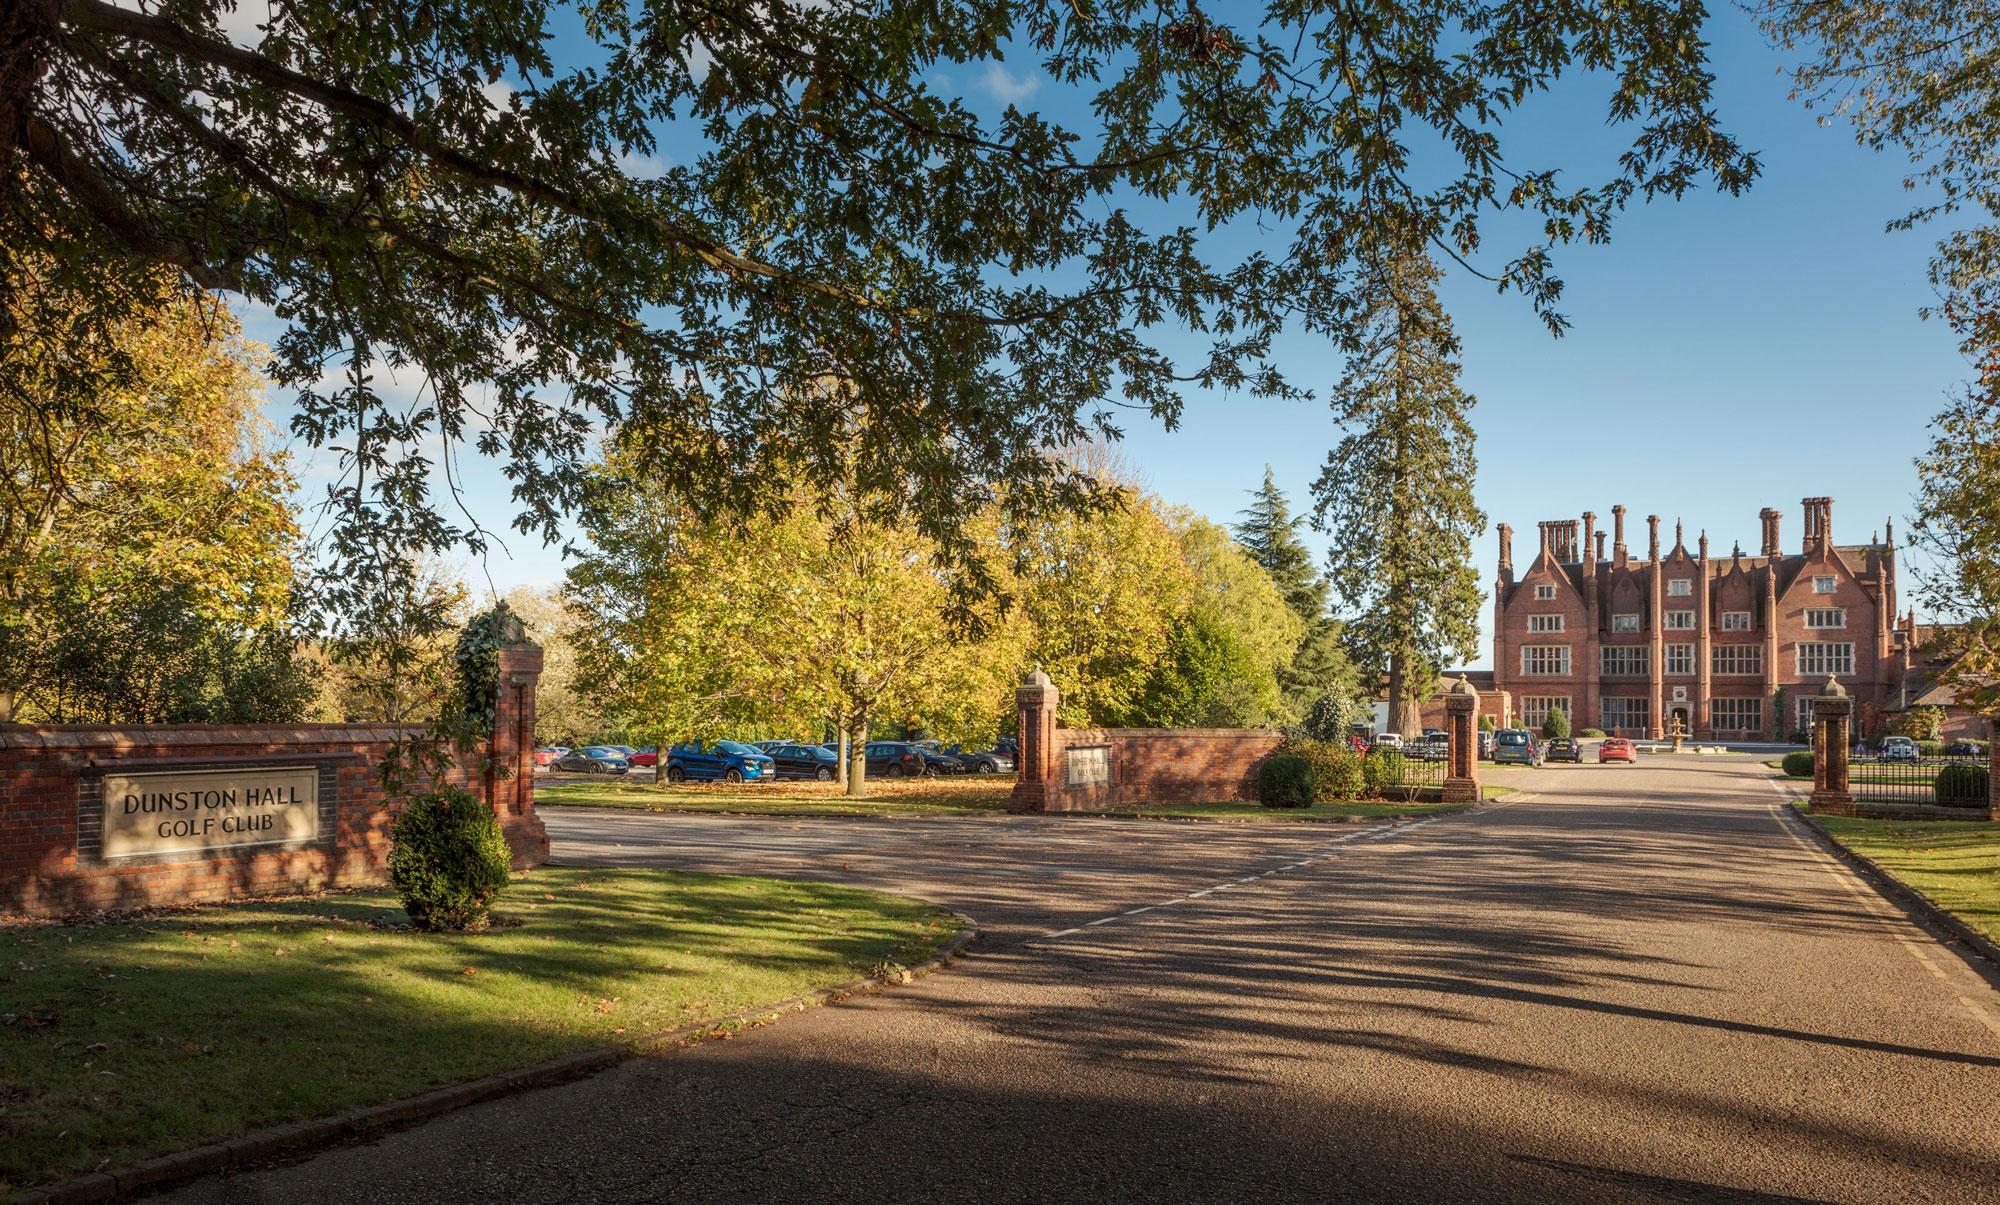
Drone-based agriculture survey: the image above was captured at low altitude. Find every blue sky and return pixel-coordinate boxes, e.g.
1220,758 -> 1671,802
251,7 -> 1962,668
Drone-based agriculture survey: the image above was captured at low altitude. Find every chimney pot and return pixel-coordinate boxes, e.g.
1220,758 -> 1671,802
1647,514 -> 1661,561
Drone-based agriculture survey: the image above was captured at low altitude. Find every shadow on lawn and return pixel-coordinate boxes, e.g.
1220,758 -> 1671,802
0,868 -> 952,1190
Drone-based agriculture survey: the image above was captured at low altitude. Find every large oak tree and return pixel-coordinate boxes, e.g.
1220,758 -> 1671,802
7,0 -> 1755,627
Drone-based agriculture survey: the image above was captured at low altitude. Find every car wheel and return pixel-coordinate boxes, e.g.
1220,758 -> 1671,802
724,768 -> 744,784
667,766 -> 685,783
815,766 -> 834,782
886,764 -> 905,778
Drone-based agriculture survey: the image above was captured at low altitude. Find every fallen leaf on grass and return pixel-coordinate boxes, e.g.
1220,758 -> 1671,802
461,966 -> 478,976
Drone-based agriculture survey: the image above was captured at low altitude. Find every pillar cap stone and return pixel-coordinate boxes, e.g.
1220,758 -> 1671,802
1453,676 -> 1478,696
1025,668 -> 1052,688
1819,676 -> 1847,699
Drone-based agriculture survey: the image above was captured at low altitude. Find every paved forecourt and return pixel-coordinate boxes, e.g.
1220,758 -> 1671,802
166,759 -> 2000,1204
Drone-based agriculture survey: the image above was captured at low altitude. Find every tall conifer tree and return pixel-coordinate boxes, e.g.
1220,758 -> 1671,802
1314,252 -> 1485,737
1235,467 -> 1357,719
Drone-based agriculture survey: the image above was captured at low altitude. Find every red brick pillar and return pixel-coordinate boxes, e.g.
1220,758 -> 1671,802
1442,677 -> 1481,803
1988,717 -> 1998,822
1011,670 -> 1060,812
490,634 -> 550,868
1810,679 -> 1855,817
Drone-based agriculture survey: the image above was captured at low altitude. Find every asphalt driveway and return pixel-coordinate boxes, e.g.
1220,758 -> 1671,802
163,759 -> 2000,1203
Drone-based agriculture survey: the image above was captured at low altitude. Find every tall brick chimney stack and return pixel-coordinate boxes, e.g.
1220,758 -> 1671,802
1647,514 -> 1660,562
1759,508 -> 1779,557
1596,531 -> 1607,561
1801,496 -> 1833,555
1698,531 -> 1709,561
1582,512 -> 1597,576
1612,505 -> 1628,562
1497,523 -> 1513,580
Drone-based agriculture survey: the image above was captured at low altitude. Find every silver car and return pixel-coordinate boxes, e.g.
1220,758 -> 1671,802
1491,729 -> 1543,767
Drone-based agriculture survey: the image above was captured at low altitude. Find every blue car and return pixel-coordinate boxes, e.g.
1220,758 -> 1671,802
665,740 -> 778,784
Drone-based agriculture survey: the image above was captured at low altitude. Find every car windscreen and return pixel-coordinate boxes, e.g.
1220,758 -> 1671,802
583,747 -> 617,757
716,741 -> 761,756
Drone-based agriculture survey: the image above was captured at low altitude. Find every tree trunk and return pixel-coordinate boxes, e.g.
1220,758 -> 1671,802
845,707 -> 868,798
1387,649 -> 1420,738
834,724 -> 849,791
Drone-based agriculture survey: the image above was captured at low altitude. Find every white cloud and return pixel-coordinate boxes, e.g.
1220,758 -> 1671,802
977,61 -> 1040,107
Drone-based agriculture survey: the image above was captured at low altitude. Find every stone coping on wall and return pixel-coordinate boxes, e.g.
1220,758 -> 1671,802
0,724 -> 430,750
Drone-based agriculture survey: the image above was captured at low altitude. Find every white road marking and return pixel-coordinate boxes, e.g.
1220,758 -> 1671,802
1032,813 -> 1464,942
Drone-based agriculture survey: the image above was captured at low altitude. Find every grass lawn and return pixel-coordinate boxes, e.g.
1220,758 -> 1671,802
1806,814 -> 2000,945
0,867 -> 959,1193
540,775 -> 1504,822
538,775 -> 1015,815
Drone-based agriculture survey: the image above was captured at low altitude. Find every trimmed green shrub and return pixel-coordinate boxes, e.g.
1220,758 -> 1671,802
1362,750 -> 1408,799
1934,762 -> 1990,807
1780,752 -> 1814,779
1916,740 -> 1946,758
1541,709 -> 1571,740
1258,754 -> 1315,808
1286,737 -> 1366,801
1478,714 -> 1495,732
388,787 -> 513,931
1578,728 -> 1607,738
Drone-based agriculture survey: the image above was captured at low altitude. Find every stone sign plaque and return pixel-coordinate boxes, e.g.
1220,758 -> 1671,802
1065,745 -> 1111,787
101,765 -> 319,858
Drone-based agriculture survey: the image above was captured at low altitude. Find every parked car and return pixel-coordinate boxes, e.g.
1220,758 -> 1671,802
1370,732 -> 1405,751
1545,737 -> 1582,763
1491,729 -> 1542,767
992,737 -> 1019,759
864,741 -> 931,778
533,746 -> 570,768
1408,734 -> 1450,762
1598,737 -> 1638,764
766,742 -> 839,781
551,746 -> 631,774
1478,730 -> 1495,759
913,744 -> 967,775
936,744 -> 1015,773
626,747 -> 659,767
665,740 -> 777,783
1878,735 -> 1920,763
1944,740 -> 1989,757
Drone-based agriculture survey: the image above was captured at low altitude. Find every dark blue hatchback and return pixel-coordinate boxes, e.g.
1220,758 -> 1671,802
665,740 -> 777,784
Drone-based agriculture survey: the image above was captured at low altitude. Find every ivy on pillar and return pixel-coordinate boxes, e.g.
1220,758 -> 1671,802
1441,676 -> 1482,803
1012,669 -> 1060,813
489,612 -> 551,868
1809,677 -> 1855,817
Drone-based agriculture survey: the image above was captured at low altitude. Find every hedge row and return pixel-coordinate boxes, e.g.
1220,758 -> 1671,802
1259,738 -> 1418,807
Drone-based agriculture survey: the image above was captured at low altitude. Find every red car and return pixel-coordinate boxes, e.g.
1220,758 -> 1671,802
534,746 -> 569,767
1598,737 -> 1638,764
626,747 -> 659,768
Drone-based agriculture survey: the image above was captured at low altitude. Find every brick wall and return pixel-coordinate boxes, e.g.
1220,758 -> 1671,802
1022,727 -> 1285,812
0,645 -> 549,918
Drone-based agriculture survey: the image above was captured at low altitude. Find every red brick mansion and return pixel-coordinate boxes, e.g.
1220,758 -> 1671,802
1488,499 -> 1904,740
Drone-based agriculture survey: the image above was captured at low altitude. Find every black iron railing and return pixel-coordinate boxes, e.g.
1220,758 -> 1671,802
1372,747 -> 1447,799
1847,753 -> 1989,808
